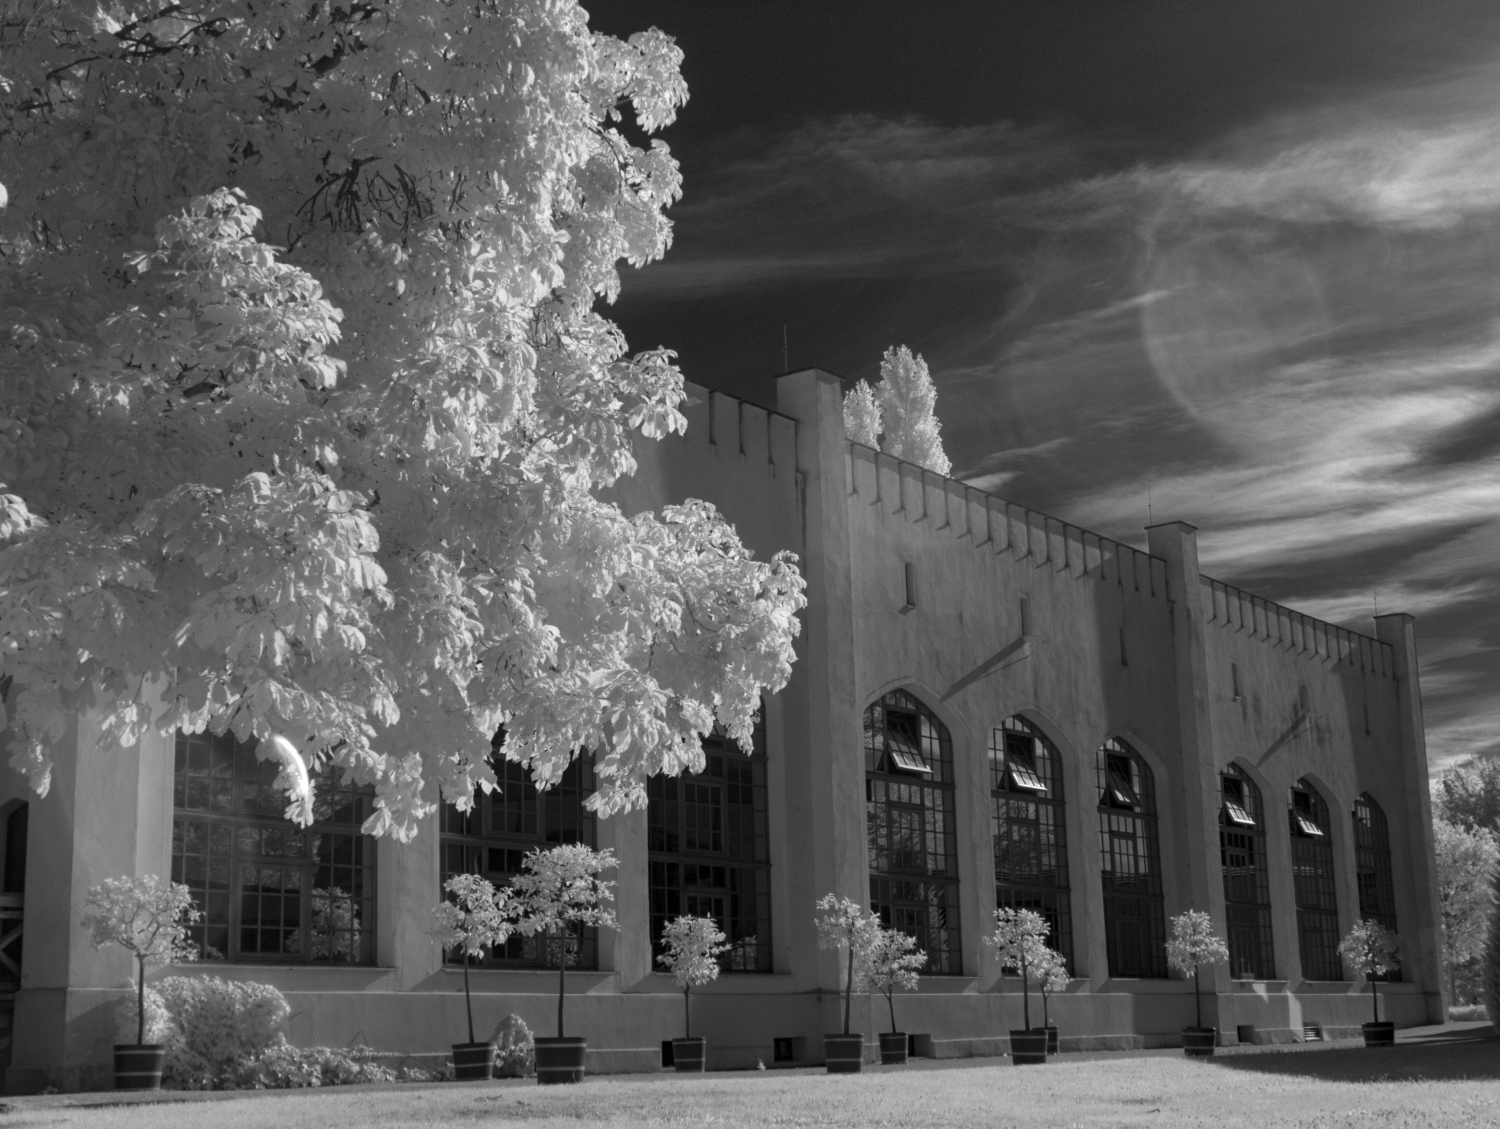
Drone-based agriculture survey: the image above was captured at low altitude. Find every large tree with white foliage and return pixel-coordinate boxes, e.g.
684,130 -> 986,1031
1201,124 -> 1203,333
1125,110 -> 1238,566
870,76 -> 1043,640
0,1 -> 805,840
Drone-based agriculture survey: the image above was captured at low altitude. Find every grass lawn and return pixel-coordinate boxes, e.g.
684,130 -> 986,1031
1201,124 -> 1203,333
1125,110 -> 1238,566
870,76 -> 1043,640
4,1027 -> 1498,1129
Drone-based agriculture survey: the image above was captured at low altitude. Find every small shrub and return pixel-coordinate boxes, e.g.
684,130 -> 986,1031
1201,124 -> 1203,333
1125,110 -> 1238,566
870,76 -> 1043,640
492,1013 -> 534,1078
234,1045 -> 396,1089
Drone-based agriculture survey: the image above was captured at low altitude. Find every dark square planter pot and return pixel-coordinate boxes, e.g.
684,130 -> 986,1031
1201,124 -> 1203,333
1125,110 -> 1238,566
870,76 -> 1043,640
1362,1021 -> 1395,1047
1009,1029 -> 1048,1065
672,1036 -> 707,1072
1182,1026 -> 1216,1057
878,1032 -> 908,1065
452,1042 -> 495,1080
534,1037 -> 588,1084
824,1033 -> 865,1073
114,1045 -> 166,1091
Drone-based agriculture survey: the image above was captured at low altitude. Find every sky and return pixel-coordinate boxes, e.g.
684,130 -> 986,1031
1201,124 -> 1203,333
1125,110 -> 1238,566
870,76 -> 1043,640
588,0 -> 1500,777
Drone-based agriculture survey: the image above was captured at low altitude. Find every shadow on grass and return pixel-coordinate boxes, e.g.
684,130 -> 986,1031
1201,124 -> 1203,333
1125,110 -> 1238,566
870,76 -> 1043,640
1208,1027 -> 1500,1083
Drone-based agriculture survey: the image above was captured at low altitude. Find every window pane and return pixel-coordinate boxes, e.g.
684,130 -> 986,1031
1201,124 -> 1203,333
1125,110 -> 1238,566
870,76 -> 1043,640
1097,739 -> 1166,977
866,691 -> 961,975
171,729 -> 377,965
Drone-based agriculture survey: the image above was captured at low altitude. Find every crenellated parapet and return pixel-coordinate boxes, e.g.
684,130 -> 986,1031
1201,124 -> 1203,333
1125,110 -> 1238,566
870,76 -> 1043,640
1200,575 -> 1394,678
844,439 -> 1170,600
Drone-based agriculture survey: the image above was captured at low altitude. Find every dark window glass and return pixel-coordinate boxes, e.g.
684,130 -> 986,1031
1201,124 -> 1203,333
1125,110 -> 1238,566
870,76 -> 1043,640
1290,781 -> 1342,981
1097,739 -> 1166,978
865,690 -> 961,975
647,716 -> 771,972
991,717 -> 1072,972
439,740 -> 598,970
1220,766 -> 1274,980
1352,793 -> 1401,982
171,730 -> 376,964
1,803 -> 24,991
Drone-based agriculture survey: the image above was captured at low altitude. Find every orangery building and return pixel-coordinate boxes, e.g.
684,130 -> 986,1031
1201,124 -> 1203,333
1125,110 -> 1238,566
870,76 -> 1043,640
1,369 -> 1444,1090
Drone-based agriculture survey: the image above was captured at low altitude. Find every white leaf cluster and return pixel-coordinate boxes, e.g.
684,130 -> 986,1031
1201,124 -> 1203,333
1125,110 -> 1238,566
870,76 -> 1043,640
813,893 -> 881,992
1164,909 -> 1231,977
861,926 -> 926,995
841,345 -> 951,475
1034,947 -> 1070,996
657,914 -> 730,992
1337,918 -> 1402,978
80,875 -> 201,968
0,2 -> 807,837
429,873 -> 515,957
508,843 -> 619,939
984,906 -> 1051,978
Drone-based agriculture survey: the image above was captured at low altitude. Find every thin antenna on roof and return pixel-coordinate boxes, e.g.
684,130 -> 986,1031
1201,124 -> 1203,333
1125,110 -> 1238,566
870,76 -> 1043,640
783,325 -> 788,372
1373,585 -> 1379,617
1147,484 -> 1153,526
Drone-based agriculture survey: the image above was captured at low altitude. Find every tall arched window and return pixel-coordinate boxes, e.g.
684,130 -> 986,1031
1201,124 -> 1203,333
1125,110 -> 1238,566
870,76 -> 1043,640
1289,779 -> 1341,980
865,690 -> 962,974
1220,765 -> 1274,979
991,717 -> 1072,971
1096,738 -> 1166,978
1352,793 -> 1401,981
172,730 -> 376,963
440,736 -> 598,969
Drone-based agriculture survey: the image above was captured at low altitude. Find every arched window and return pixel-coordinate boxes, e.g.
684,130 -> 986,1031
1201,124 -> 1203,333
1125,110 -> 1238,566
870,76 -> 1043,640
865,690 -> 961,974
440,735 -> 598,969
1096,738 -> 1166,978
1352,793 -> 1401,981
1289,779 -> 1342,980
647,715 -> 772,973
172,730 -> 376,963
991,717 -> 1072,971
1220,765 -> 1274,979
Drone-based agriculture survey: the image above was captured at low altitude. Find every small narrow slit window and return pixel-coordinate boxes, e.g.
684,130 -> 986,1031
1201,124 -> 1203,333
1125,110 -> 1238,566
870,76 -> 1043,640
1231,663 -> 1242,702
1119,627 -> 1129,667
903,562 -> 918,610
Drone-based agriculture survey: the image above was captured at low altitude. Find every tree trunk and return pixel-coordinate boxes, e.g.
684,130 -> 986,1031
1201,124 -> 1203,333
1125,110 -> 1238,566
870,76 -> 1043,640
887,988 -> 897,1035
843,946 -> 854,1036
684,986 -> 691,1039
1021,950 -> 1031,1031
1371,976 -> 1380,1024
1194,965 -> 1202,1030
1041,990 -> 1050,1032
136,953 -> 146,1046
557,931 -> 567,1039
463,948 -> 475,1045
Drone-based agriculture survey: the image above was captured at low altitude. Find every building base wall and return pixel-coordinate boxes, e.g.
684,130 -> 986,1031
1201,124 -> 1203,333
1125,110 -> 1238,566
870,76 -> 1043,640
5,977 -> 1441,1091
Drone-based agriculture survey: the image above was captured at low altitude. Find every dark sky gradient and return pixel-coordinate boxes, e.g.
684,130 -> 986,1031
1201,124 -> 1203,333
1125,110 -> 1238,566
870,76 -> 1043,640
587,0 -> 1500,775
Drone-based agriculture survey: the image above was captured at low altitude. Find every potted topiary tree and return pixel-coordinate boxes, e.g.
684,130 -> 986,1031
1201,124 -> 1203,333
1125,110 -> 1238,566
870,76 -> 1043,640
1166,909 -> 1230,1057
430,873 -> 514,1080
985,907 -> 1052,1065
1338,919 -> 1402,1047
863,925 -> 926,1065
657,914 -> 730,1072
814,894 -> 880,1073
510,844 -> 618,1084
1035,947 -> 1069,1055
80,875 -> 200,1090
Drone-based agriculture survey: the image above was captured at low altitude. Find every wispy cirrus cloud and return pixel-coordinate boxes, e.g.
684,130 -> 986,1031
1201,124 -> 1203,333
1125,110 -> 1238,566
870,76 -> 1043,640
616,60 -> 1500,771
